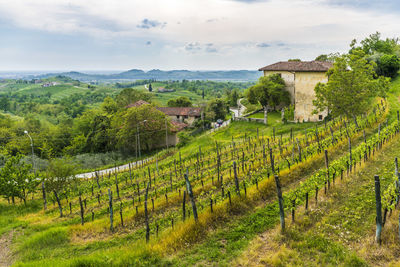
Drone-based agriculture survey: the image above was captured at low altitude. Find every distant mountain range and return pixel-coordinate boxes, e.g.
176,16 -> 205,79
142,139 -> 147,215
24,69 -> 261,81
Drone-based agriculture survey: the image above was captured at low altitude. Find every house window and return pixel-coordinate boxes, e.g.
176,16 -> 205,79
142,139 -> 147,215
318,115 -> 323,121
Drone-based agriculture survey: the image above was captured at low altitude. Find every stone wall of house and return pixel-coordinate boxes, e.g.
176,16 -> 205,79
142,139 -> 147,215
154,133 -> 178,148
263,70 -> 328,122
294,72 -> 328,122
167,115 -> 197,125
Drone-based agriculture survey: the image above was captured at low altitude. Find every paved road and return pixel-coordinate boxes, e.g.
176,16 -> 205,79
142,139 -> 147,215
76,156 -> 154,179
230,107 -> 240,118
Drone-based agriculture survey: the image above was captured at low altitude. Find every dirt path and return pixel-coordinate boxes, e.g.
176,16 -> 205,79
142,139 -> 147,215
0,231 -> 14,267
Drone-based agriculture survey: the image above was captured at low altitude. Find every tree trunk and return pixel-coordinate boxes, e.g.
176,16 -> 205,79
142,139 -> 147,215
264,106 -> 268,125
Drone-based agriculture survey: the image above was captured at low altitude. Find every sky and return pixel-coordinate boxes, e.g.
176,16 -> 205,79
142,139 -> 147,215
0,0 -> 399,71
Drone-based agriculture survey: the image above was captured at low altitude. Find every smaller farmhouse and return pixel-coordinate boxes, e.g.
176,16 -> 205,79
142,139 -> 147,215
126,100 -> 191,147
259,61 -> 332,122
156,107 -> 202,125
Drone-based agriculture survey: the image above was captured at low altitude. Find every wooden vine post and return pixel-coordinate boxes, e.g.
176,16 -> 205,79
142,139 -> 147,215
79,194 -> 84,225
348,138 -> 352,172
374,175 -> 382,244
274,175 -> 285,232
42,182 -> 47,211
395,157 -> 400,240
233,161 -> 240,195
108,188 -> 113,232
145,181 -> 150,243
182,191 -> 186,221
184,170 -> 198,222
324,150 -> 330,189
53,190 -> 63,217
269,148 -> 275,173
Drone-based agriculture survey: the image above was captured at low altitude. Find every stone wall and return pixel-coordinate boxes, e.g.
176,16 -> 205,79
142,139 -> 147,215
294,72 -> 327,122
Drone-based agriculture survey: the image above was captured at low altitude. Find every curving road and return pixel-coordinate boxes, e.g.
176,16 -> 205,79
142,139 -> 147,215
76,156 -> 154,179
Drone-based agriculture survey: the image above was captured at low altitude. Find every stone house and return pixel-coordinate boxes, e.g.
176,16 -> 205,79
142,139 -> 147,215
259,61 -> 333,122
156,107 -> 202,125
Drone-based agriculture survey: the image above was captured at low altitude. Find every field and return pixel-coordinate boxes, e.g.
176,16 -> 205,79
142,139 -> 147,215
129,82 -> 207,106
0,80 -> 209,107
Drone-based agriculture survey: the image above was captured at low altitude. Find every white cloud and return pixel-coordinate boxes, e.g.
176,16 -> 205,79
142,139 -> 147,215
0,0 -> 399,70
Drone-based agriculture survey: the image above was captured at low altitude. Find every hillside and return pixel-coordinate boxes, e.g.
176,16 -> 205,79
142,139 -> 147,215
0,75 -> 398,266
22,69 -> 261,82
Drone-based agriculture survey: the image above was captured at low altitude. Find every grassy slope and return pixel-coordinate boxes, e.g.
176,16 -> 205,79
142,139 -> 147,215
235,132 -> 400,267
0,113 -> 320,266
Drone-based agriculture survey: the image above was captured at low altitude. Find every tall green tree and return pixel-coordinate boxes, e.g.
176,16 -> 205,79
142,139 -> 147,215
206,99 -> 228,121
313,48 -> 390,118
116,105 -> 170,153
246,74 -> 289,124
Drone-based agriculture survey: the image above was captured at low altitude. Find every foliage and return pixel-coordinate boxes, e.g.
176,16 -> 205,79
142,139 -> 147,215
315,53 -> 340,62
177,132 -> 192,148
375,54 -> 400,78
206,98 -> 228,121
358,32 -> 399,55
246,74 -> 290,110
116,105 -> 169,152
45,158 -> 78,194
226,89 -> 240,107
167,96 -> 192,107
282,104 -> 294,123
351,32 -> 400,78
313,48 -> 390,117
0,154 -> 38,203
116,88 -> 152,107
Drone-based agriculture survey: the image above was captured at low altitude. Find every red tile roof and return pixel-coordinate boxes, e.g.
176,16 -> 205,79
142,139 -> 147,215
126,100 -> 150,108
156,107 -> 202,117
170,120 -> 188,132
259,61 -> 333,72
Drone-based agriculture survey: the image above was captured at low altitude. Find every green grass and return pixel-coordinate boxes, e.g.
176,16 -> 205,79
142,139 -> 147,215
247,110 -> 282,123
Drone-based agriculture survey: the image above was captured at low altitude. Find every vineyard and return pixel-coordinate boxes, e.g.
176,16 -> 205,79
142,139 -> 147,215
3,90 -> 400,266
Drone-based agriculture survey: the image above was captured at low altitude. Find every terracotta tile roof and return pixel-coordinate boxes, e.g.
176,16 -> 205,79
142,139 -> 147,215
259,61 -> 333,72
156,107 -> 202,117
126,100 -> 150,108
170,120 -> 188,132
